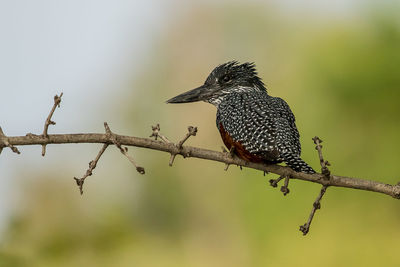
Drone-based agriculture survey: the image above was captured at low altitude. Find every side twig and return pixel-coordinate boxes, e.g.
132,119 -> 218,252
177,126 -> 197,149
104,122 -> 145,174
169,126 -> 197,166
300,185 -> 328,235
74,144 -> 109,195
269,175 -> 291,196
281,176 -> 290,196
41,92 -> 63,156
0,127 -> 21,155
269,175 -> 285,188
150,124 -> 171,143
298,137 -> 333,235
313,136 -> 331,178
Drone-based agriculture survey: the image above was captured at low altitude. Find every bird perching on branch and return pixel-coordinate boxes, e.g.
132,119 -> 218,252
167,61 -> 315,174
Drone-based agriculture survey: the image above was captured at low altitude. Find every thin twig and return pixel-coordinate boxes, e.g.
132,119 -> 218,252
169,126 -> 197,166
296,138 -> 331,233
281,176 -> 290,196
149,124 -> 177,166
149,124 -> 171,143
300,185 -> 328,235
312,136 -> 331,178
269,175 -> 290,195
104,122 -> 145,174
269,175 -> 285,188
168,154 -> 177,166
41,93 -> 63,156
177,126 -> 197,148
74,144 -> 109,195
0,127 -> 20,154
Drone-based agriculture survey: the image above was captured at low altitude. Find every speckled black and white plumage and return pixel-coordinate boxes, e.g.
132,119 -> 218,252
167,61 -> 315,174
216,91 -> 315,173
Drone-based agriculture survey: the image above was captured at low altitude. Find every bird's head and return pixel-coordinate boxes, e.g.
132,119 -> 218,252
166,61 -> 266,106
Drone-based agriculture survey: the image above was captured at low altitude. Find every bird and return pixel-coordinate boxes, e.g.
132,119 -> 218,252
166,61 -> 315,174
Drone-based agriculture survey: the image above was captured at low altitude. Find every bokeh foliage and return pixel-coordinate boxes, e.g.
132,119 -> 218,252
1,2 -> 400,266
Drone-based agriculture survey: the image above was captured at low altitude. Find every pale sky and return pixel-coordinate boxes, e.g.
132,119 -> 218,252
0,0 -> 167,233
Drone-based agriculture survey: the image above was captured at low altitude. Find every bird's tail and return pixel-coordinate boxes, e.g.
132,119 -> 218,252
282,153 -> 316,174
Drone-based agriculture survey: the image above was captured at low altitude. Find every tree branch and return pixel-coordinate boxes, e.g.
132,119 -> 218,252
3,131 -> 400,199
74,144 -> 109,195
41,92 -> 63,156
2,93 -> 400,235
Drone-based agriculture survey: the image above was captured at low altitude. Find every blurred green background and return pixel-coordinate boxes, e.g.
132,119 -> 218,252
1,1 -> 400,266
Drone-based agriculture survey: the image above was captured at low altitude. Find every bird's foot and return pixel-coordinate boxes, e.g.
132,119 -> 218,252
222,146 -> 238,171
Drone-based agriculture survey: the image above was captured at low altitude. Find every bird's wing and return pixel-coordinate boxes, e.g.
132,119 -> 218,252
263,97 -> 301,156
217,93 -> 301,161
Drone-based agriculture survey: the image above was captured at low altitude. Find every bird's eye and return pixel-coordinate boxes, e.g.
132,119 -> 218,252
222,75 -> 231,82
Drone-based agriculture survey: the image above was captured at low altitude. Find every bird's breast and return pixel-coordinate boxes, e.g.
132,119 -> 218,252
218,123 -> 264,163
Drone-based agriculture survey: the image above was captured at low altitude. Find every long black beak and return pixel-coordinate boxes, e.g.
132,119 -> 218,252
166,85 -> 210,104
